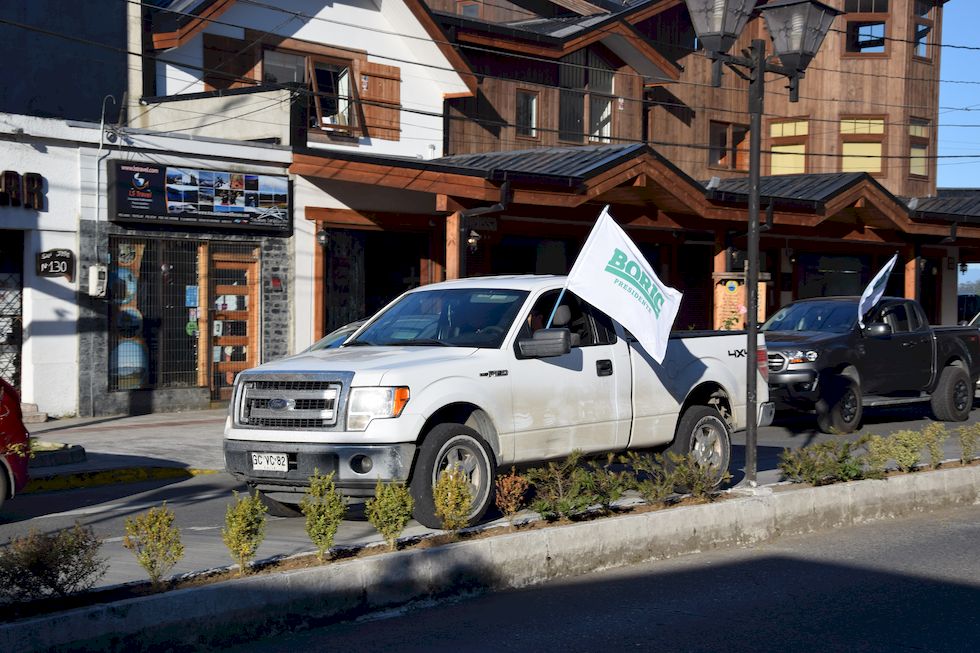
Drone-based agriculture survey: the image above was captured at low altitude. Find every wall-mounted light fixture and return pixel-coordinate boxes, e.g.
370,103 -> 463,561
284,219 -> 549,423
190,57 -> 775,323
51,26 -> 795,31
316,229 -> 329,247
467,230 -> 481,253
961,262 -> 969,274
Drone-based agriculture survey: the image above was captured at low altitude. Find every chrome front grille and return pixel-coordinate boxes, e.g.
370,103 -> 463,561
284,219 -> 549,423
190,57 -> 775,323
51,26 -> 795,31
236,374 -> 343,430
768,352 -> 787,373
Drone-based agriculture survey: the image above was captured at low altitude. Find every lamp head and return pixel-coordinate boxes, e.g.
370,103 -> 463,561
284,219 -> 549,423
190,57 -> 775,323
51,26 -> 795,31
758,0 -> 841,73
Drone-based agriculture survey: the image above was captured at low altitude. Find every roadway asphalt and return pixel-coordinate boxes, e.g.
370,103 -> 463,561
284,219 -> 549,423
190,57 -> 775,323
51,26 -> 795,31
2,398 -> 977,589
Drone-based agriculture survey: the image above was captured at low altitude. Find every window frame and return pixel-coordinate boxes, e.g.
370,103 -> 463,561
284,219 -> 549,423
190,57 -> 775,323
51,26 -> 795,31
456,0 -> 482,19
839,115 -> 887,177
912,1 -> 936,61
708,120 -> 750,172
557,48 -> 616,144
842,2 -> 890,58
767,118 -> 809,176
515,88 -> 540,140
908,116 -> 930,179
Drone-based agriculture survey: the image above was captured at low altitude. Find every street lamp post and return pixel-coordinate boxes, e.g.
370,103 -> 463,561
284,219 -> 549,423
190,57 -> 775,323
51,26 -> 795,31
683,0 -> 840,485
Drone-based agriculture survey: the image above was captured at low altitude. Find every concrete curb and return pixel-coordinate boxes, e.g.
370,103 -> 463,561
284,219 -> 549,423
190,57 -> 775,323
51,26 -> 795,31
28,444 -> 87,468
22,467 -> 218,493
3,465 -> 979,652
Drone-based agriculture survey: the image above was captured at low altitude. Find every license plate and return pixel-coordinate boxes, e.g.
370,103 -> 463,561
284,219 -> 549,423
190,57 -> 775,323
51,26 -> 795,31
251,452 -> 288,472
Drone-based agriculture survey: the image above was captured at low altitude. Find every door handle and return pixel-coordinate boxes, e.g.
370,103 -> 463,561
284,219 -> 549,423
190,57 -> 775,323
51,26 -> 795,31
596,359 -> 613,376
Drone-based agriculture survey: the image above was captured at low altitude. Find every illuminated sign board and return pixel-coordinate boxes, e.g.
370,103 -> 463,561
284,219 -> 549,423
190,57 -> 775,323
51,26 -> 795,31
108,161 -> 290,234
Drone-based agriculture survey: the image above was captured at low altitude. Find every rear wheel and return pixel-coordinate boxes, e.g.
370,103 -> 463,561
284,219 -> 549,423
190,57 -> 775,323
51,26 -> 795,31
930,364 -> 972,422
666,405 -> 732,488
410,423 -> 495,530
0,470 -> 8,512
816,375 -> 862,434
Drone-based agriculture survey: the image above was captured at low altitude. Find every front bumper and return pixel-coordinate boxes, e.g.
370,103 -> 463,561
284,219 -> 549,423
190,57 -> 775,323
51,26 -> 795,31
224,439 -> 417,498
768,367 -> 820,406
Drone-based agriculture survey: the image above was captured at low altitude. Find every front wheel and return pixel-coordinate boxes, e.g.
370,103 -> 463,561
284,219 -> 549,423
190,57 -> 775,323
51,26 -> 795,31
930,364 -> 972,422
816,376 -> 862,434
410,424 -> 495,530
666,405 -> 732,488
254,488 -> 302,518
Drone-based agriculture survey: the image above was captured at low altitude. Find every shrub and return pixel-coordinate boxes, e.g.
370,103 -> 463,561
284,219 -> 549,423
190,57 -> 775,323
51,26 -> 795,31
922,423 -> 949,470
583,453 -> 629,513
494,467 -> 530,525
433,467 -> 472,535
222,491 -> 268,575
0,522 -> 107,602
864,434 -> 891,479
778,438 -> 869,486
890,429 -> 925,473
526,450 -> 595,521
668,452 -> 731,500
365,481 -> 414,551
957,423 -> 979,465
122,503 -> 184,588
622,451 -> 675,505
300,469 -> 347,562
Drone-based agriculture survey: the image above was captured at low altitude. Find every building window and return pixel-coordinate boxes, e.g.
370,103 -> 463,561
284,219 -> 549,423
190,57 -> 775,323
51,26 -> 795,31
844,0 -> 888,55
909,117 -> 930,177
769,120 -> 808,175
262,50 -> 357,134
913,0 -> 935,59
559,49 -> 615,143
709,121 -> 749,170
840,118 -> 885,174
457,1 -> 481,18
516,90 -> 538,138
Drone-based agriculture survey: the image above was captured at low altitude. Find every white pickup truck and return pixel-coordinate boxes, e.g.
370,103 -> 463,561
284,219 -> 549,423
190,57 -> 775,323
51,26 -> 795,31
225,275 -> 774,528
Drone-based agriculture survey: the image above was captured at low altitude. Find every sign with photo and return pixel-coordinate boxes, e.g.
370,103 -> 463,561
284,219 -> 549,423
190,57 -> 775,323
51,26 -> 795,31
108,161 -> 290,234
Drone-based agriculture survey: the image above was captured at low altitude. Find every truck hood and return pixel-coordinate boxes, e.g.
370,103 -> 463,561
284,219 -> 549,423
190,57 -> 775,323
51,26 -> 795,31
241,346 -> 480,385
763,330 -> 845,350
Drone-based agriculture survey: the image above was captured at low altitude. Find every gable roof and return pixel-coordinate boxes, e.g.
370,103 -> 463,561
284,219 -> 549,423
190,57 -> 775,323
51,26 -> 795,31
705,172 -> 876,211
914,191 -> 980,223
433,143 -> 649,183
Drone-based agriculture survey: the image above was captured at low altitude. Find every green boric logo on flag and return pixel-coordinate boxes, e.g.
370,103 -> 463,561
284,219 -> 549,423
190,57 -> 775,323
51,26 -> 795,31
565,206 -> 682,364
605,248 -> 667,318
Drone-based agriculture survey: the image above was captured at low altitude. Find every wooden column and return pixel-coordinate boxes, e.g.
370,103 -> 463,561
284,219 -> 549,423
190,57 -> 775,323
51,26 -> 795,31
313,223 -> 325,339
446,211 -> 462,280
713,231 -> 728,274
903,246 -> 919,300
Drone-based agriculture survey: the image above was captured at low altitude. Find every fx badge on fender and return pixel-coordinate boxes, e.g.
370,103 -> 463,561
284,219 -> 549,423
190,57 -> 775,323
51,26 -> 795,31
479,370 -> 509,378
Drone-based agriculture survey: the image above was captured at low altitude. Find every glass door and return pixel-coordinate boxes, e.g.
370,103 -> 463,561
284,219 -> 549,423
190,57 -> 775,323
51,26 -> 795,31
208,244 -> 260,401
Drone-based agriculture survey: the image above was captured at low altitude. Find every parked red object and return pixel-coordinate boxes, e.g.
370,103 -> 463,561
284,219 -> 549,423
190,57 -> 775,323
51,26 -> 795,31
0,378 -> 30,510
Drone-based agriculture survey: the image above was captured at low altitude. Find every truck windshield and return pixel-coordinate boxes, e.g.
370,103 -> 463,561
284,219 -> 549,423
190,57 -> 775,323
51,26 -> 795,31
346,288 -> 529,348
763,301 -> 857,333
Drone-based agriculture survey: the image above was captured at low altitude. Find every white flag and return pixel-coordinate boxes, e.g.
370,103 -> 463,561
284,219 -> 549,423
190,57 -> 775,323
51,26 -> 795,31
564,206 -> 682,363
858,253 -> 897,328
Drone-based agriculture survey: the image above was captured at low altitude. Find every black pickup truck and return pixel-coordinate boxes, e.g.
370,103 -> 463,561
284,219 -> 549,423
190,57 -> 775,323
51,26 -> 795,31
762,296 -> 980,433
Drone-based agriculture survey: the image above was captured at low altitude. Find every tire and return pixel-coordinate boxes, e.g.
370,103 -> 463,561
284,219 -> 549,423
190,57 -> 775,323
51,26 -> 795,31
254,488 -> 303,518
410,423 -> 496,530
666,405 -> 732,488
930,364 -> 972,422
0,470 -> 8,513
816,375 -> 862,434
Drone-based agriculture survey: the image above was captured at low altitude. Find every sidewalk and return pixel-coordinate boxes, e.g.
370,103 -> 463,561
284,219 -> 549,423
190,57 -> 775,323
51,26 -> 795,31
24,408 -> 228,492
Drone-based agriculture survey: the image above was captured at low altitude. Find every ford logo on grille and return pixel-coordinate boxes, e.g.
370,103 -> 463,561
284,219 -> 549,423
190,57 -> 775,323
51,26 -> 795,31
268,398 -> 289,411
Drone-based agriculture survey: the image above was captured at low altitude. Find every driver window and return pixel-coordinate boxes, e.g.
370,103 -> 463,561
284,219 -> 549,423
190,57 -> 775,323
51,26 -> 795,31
518,291 -> 615,347
879,305 -> 910,333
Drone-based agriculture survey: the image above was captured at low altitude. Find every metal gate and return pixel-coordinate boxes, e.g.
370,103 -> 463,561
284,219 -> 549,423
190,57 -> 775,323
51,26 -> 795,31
0,231 -> 23,390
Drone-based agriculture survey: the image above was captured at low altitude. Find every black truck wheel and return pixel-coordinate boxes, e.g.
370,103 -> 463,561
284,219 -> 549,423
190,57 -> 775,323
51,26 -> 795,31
410,423 -> 496,530
816,375 -> 862,434
930,364 -> 972,422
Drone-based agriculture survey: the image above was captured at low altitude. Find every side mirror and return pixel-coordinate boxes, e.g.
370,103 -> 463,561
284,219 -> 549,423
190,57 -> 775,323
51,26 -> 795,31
517,328 -> 571,358
864,322 -> 892,337
959,320 -> 969,326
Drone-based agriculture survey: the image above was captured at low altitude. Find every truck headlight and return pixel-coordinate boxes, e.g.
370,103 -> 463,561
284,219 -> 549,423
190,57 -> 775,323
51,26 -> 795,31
347,387 -> 410,431
787,350 -> 818,364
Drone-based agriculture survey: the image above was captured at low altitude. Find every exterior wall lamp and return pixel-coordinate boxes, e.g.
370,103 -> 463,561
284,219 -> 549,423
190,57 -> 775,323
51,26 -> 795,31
316,229 -> 329,247
682,0 -> 840,486
467,230 -> 482,253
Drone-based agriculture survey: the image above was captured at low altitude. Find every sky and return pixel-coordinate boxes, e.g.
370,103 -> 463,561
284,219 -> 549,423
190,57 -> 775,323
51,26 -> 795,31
937,1 -> 980,189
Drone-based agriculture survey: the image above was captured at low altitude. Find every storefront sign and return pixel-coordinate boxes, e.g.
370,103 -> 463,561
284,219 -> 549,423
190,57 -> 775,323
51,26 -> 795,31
107,162 -> 290,234
1,171 -> 44,210
36,249 -> 74,280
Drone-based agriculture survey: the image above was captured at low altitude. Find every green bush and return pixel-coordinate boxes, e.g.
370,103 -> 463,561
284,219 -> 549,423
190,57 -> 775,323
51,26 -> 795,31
864,434 -> 890,479
300,469 -> 347,562
668,452 -> 731,499
222,491 -> 268,575
778,438 -> 869,486
494,467 -> 529,525
365,481 -> 414,551
122,503 -> 184,587
957,423 -> 979,465
583,453 -> 629,513
0,522 -> 107,602
890,429 -> 925,473
622,451 -> 675,505
922,423 -> 949,469
526,450 -> 595,521
433,467 -> 473,534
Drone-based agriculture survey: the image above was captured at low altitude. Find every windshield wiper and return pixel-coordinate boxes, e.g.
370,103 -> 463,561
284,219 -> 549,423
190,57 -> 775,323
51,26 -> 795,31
341,340 -> 375,347
389,339 -> 452,347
